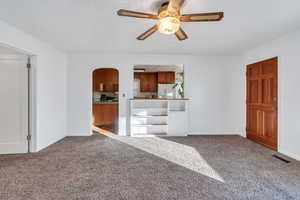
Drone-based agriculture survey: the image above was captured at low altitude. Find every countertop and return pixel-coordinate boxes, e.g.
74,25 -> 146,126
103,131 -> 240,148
93,102 -> 118,104
130,98 -> 189,101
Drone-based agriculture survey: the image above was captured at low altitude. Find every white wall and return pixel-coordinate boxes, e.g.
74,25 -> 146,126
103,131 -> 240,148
67,53 -> 243,137
0,20 -> 68,152
243,29 -> 300,160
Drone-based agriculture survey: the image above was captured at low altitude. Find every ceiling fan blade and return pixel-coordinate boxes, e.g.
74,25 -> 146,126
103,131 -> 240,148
137,25 -> 158,40
117,9 -> 158,19
168,0 -> 185,16
180,12 -> 224,22
175,28 -> 188,41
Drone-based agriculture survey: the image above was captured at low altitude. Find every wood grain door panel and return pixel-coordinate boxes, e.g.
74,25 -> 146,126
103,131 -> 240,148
246,57 -> 278,150
247,108 -> 277,149
247,79 -> 260,104
246,106 -> 259,133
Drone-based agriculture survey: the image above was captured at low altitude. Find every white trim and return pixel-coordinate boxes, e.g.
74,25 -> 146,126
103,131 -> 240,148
279,150 -> 300,162
0,44 -> 37,153
0,143 -> 28,154
28,56 -> 37,152
0,54 -> 28,60
0,42 -> 34,56
0,52 -> 35,154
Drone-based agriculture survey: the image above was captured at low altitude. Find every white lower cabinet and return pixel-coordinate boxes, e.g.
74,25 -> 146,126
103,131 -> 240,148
168,111 -> 188,136
130,99 -> 189,137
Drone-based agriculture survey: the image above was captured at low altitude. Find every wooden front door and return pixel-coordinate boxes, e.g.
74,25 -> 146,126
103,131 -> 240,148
246,57 -> 278,150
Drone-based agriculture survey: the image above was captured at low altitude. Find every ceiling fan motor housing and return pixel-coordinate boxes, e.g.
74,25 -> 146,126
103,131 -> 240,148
159,1 -> 180,18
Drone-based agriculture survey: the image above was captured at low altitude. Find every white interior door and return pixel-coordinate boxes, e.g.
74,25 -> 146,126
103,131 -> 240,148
0,58 -> 28,154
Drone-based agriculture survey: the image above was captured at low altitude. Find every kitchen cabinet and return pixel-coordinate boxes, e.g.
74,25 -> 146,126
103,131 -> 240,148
93,104 -> 118,126
158,72 -> 175,84
130,99 -> 189,136
93,68 -> 119,92
135,72 -> 158,92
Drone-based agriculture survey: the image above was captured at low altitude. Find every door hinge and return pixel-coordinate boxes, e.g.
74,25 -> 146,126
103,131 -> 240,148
27,57 -> 31,69
27,135 -> 32,141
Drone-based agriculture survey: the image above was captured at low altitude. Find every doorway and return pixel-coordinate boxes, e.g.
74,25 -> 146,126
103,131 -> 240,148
246,57 -> 278,150
92,68 -> 119,134
0,46 -> 31,154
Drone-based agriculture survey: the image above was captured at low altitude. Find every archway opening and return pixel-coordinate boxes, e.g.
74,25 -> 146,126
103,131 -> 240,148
92,68 -> 119,135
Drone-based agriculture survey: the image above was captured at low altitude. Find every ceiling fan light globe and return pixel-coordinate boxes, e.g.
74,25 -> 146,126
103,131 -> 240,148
157,17 -> 180,35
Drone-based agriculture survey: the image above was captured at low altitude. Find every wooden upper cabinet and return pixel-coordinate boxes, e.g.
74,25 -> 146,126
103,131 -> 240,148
158,72 -> 175,84
141,73 -> 158,92
134,72 -> 141,80
93,68 -> 119,92
135,72 -> 158,92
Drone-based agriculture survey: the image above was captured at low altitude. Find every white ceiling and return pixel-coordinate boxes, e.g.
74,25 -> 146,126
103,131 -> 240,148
0,0 -> 300,55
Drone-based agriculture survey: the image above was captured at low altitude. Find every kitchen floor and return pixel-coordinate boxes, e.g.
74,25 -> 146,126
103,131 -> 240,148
93,124 -> 118,134
1,135 -> 300,200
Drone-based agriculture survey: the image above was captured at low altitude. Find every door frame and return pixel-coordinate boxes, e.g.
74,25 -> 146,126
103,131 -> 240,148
90,67 -> 120,135
246,57 -> 278,150
0,43 -> 36,153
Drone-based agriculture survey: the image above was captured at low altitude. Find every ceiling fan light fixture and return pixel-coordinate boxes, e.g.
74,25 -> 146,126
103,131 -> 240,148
157,17 -> 180,35
117,0 -> 224,40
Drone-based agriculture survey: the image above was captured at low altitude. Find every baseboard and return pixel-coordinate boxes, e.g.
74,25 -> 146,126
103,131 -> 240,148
188,132 -> 242,136
36,135 -> 67,152
0,143 -> 28,154
279,150 -> 300,161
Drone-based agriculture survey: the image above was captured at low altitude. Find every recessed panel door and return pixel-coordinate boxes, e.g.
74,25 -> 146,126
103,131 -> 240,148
246,57 -> 278,150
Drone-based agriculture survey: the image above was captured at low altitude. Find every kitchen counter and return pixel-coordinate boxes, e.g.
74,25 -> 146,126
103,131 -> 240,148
130,98 -> 189,101
93,102 -> 118,104
130,98 -> 189,137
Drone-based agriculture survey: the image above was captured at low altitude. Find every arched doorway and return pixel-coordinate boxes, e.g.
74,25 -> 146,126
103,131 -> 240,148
92,68 -> 119,134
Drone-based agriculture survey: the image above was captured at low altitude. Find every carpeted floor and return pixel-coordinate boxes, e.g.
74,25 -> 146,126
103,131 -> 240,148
0,135 -> 300,200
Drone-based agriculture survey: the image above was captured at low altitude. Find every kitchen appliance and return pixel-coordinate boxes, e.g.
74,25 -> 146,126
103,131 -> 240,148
158,84 -> 175,98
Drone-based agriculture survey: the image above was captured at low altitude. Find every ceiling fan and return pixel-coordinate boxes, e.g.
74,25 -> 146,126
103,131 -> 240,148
117,0 -> 224,41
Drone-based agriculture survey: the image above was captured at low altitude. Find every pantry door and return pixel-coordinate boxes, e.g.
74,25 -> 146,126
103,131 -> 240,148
0,58 -> 29,154
246,57 -> 278,150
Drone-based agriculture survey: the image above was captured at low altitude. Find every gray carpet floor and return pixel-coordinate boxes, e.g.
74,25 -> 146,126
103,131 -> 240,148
1,134 -> 300,200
